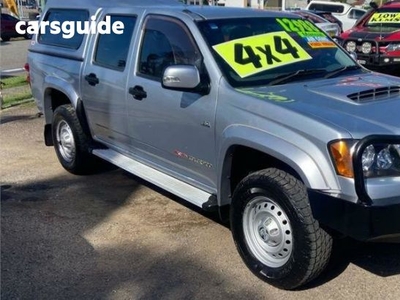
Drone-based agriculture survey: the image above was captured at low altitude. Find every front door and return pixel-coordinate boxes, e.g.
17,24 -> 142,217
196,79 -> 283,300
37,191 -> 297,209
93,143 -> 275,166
127,15 -> 218,191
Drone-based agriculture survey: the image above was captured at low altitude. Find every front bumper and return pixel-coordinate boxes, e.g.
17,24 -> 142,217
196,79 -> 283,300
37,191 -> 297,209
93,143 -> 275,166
356,53 -> 400,70
310,135 -> 400,241
339,38 -> 400,71
308,189 -> 400,242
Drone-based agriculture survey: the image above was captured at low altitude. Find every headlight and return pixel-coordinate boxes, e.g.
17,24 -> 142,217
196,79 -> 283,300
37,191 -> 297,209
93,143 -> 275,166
361,144 -> 400,177
386,43 -> 400,52
329,140 -> 400,178
361,42 -> 372,54
346,41 -> 356,52
362,145 -> 375,171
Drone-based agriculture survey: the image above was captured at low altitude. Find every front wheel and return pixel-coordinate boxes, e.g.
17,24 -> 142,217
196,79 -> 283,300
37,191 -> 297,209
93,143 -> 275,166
52,105 -> 95,174
230,168 -> 332,290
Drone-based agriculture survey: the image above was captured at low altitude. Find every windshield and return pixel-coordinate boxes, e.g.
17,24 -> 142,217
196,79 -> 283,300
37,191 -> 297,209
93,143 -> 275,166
365,8 -> 400,28
197,17 -> 357,88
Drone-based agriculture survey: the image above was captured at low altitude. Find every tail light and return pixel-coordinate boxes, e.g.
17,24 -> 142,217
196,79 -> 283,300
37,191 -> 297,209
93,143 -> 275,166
24,63 -> 31,85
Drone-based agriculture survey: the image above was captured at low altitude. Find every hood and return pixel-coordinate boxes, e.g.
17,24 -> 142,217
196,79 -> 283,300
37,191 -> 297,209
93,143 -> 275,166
236,73 -> 400,138
342,26 -> 400,41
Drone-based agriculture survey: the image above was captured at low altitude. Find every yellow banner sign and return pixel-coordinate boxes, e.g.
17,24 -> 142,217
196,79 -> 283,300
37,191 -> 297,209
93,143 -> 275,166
213,32 -> 312,78
369,13 -> 400,23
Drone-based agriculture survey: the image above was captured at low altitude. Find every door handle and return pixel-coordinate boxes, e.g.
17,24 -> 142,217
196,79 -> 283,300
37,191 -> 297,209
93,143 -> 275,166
84,73 -> 99,86
129,85 -> 147,100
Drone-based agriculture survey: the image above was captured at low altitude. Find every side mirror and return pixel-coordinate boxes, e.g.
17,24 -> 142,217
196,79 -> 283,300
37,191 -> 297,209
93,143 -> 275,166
162,65 -> 209,95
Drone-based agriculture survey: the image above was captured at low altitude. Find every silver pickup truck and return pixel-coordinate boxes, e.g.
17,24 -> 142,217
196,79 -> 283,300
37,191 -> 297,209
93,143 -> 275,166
27,0 -> 400,290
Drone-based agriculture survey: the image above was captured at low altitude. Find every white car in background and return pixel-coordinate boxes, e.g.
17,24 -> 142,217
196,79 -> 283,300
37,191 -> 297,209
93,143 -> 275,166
306,1 -> 367,31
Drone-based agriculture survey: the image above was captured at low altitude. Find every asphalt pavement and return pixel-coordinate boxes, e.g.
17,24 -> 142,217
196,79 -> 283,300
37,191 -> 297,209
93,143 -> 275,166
1,103 -> 400,299
0,39 -> 31,76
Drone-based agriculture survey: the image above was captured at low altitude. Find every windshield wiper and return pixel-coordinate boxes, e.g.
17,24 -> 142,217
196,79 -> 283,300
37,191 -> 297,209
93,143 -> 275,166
267,69 -> 327,86
324,65 -> 361,79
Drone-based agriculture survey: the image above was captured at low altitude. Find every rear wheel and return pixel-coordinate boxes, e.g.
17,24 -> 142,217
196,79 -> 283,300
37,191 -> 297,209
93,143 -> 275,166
1,36 -> 10,42
230,168 -> 332,290
52,105 -> 95,174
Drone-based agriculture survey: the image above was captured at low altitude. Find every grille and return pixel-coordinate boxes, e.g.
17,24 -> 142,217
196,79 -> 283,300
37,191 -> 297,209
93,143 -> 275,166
347,86 -> 400,102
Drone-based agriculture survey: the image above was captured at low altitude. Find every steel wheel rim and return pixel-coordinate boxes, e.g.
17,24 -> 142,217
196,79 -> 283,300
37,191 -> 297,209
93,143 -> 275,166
243,196 -> 293,268
56,120 -> 75,163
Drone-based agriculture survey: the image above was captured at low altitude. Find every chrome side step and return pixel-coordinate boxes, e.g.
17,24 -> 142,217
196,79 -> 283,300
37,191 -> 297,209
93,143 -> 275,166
92,149 -> 212,208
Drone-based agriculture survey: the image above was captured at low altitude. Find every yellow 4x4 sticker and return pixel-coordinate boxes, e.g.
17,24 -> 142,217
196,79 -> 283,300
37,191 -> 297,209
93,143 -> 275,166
213,31 -> 312,78
369,13 -> 400,23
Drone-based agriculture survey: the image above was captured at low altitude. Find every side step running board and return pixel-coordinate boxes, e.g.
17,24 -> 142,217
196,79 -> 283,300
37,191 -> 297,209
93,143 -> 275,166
92,149 -> 214,209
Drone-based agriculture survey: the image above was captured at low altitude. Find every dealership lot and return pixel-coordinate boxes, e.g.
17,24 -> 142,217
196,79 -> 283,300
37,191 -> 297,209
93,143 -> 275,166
2,23 -> 400,298
1,103 -> 400,299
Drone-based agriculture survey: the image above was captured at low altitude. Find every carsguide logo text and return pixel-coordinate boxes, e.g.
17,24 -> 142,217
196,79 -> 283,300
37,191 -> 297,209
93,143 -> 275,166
16,15 -> 124,39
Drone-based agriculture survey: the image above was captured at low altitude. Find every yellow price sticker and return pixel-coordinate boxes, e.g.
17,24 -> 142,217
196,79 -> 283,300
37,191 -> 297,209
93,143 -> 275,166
212,31 -> 312,78
369,13 -> 400,23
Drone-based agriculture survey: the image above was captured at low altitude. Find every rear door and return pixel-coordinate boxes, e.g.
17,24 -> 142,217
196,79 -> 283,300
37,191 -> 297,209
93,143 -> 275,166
81,12 -> 137,149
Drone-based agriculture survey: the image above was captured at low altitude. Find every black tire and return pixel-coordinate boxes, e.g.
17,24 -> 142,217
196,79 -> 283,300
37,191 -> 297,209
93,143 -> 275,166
24,33 -> 32,40
52,104 -> 95,175
230,168 -> 332,290
1,36 -> 10,42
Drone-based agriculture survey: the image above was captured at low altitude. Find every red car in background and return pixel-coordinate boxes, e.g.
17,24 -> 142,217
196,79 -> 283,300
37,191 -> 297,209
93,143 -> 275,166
338,1 -> 400,75
1,13 -> 30,41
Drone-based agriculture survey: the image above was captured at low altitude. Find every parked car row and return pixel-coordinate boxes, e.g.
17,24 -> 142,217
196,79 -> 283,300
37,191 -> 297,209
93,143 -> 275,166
27,0 -> 400,291
337,1 -> 400,75
306,0 -> 367,31
289,1 -> 400,75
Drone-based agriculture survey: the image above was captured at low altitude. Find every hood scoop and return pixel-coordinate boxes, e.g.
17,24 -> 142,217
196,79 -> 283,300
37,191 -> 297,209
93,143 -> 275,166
347,86 -> 400,103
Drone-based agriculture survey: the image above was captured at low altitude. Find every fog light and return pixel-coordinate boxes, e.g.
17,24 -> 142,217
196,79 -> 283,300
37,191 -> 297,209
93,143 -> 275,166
384,58 -> 390,63
361,42 -> 372,54
346,41 -> 356,52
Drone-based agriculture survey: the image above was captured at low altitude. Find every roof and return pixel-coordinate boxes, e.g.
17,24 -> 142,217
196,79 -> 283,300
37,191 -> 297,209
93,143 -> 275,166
43,0 -> 299,21
180,6 -> 298,20
45,0 -> 183,7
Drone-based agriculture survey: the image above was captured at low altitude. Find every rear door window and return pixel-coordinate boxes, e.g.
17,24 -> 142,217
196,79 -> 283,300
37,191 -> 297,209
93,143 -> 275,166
94,15 -> 137,70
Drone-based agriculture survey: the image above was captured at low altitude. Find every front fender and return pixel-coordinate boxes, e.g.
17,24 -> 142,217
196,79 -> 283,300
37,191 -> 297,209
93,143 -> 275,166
217,125 -> 340,206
